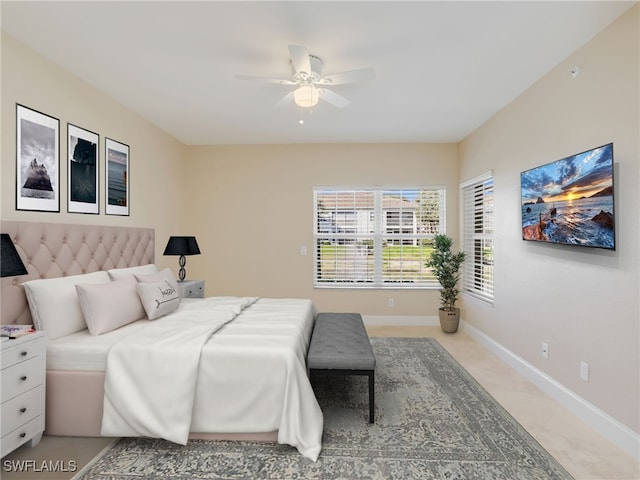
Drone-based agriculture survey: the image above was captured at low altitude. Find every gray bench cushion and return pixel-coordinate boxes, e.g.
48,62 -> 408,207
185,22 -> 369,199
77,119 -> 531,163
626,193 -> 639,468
307,313 -> 376,370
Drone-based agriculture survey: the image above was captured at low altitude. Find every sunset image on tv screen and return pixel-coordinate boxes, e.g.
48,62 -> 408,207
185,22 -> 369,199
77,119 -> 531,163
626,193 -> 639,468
521,143 -> 615,250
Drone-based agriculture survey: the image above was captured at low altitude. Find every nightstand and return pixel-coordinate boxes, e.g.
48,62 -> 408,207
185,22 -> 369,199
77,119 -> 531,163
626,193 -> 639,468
178,280 -> 205,298
1,331 -> 46,458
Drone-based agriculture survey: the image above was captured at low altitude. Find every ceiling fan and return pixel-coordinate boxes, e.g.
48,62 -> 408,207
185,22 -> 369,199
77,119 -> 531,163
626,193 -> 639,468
236,45 -> 375,109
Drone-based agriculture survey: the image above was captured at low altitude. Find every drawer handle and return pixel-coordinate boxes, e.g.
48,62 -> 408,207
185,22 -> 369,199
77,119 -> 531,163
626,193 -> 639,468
21,351 -> 28,356
19,432 -> 26,438
20,375 -> 28,381
20,407 -> 27,413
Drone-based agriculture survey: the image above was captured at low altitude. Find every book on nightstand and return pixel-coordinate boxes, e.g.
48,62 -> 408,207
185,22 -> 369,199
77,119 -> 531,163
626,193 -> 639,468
1,324 -> 35,340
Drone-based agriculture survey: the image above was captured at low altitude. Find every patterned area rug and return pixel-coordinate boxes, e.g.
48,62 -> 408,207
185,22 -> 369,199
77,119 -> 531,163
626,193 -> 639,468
73,337 -> 573,479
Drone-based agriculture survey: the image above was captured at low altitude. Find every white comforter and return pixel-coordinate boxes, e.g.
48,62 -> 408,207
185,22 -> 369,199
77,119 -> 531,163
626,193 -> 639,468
101,297 -> 323,460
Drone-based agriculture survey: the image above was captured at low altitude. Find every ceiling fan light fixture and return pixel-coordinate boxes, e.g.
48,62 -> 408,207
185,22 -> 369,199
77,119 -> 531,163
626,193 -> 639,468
293,85 -> 319,108
237,45 -> 373,110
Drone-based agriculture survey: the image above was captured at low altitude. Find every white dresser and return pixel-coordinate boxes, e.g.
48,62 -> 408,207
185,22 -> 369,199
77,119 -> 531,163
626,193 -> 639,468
1,331 -> 46,458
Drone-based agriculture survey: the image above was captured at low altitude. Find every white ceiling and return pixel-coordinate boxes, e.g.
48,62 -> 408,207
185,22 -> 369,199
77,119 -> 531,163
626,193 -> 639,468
1,1 -> 635,145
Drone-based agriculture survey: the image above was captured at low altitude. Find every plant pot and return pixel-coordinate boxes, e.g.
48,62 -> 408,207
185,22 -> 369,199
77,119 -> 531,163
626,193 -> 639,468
438,307 -> 460,333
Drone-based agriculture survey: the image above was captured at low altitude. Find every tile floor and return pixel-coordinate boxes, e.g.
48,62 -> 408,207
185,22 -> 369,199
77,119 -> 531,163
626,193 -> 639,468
2,326 -> 638,479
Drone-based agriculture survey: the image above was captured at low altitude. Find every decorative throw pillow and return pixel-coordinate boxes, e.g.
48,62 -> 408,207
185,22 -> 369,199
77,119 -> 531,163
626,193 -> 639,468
76,276 -> 146,335
136,279 -> 181,320
23,271 -> 111,340
107,264 -> 158,281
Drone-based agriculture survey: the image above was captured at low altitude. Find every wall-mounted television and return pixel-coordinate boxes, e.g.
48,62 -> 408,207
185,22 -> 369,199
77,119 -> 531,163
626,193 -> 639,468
521,143 -> 615,250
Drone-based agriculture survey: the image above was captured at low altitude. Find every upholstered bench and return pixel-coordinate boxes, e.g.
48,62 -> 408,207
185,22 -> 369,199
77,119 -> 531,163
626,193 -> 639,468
307,312 -> 376,423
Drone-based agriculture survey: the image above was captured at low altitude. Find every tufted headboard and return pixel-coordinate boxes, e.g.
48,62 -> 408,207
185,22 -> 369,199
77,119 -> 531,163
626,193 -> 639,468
1,221 -> 154,326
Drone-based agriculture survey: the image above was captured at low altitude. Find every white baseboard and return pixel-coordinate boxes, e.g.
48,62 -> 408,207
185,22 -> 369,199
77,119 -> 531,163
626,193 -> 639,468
362,315 -> 439,326
461,321 -> 640,461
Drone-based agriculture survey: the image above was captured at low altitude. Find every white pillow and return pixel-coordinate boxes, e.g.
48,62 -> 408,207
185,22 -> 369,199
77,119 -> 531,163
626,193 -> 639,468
76,276 -> 146,335
107,264 -> 158,281
135,267 -> 177,285
23,271 -> 111,339
136,279 -> 181,320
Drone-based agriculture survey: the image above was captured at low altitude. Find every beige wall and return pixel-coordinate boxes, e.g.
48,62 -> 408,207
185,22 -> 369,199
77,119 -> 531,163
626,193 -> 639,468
1,33 -> 188,267
2,4 -> 638,442
459,6 -> 639,433
184,143 -> 458,316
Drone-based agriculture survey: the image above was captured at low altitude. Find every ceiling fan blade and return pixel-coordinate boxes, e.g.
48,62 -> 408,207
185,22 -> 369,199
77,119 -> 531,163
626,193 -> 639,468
275,91 -> 295,108
235,74 -> 297,85
288,45 -> 311,76
318,88 -> 351,108
317,68 -> 376,86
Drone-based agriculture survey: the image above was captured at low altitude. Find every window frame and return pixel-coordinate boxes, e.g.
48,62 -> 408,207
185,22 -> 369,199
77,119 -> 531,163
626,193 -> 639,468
313,186 -> 446,289
460,172 -> 494,305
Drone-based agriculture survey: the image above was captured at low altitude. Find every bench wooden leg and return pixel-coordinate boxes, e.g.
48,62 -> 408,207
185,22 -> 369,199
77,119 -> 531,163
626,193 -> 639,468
368,370 -> 375,423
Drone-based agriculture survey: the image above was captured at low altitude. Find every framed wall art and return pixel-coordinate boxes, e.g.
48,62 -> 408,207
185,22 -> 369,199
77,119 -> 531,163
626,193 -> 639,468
68,124 -> 99,214
105,137 -> 130,216
16,104 -> 60,212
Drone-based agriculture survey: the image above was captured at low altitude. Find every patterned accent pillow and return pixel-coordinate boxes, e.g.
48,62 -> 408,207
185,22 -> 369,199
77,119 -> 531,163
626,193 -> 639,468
136,279 -> 181,320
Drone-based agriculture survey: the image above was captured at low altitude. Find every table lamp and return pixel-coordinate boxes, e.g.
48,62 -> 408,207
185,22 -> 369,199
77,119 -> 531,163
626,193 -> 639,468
1,233 -> 28,278
163,236 -> 200,281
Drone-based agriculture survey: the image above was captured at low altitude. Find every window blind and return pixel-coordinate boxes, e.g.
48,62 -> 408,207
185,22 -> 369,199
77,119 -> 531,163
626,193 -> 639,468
314,187 -> 445,288
461,173 -> 494,304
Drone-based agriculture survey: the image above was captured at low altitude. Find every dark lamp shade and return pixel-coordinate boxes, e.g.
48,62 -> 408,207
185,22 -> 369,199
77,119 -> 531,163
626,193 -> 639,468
1,233 -> 28,278
163,236 -> 201,256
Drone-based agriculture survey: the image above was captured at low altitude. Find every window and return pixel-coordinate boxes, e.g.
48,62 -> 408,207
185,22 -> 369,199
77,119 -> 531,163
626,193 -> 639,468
461,172 -> 494,304
314,187 -> 445,288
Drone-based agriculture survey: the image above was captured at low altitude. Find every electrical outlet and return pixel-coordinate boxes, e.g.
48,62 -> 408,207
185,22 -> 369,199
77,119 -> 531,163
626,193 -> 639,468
388,298 -> 394,308
300,245 -> 307,256
542,342 -> 549,359
580,361 -> 590,381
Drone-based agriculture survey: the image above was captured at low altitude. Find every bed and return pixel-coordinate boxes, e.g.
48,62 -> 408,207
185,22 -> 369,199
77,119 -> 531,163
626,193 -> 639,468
0,221 -> 323,460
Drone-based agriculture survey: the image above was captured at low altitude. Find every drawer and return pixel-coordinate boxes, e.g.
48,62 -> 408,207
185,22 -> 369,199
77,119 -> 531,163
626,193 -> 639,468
0,416 -> 42,459
1,357 -> 43,403
179,281 -> 204,298
1,386 -> 41,436
185,285 -> 204,298
1,336 -> 44,369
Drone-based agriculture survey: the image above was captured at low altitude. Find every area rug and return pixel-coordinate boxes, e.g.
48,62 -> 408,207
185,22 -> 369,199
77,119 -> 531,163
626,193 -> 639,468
73,337 -> 573,480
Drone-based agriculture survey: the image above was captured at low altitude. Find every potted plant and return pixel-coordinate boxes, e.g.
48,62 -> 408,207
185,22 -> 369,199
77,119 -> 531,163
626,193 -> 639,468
426,234 -> 466,333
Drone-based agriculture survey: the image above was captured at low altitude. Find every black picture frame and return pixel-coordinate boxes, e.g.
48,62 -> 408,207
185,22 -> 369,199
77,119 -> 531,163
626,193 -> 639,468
16,104 -> 60,212
68,123 -> 99,214
105,137 -> 130,216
